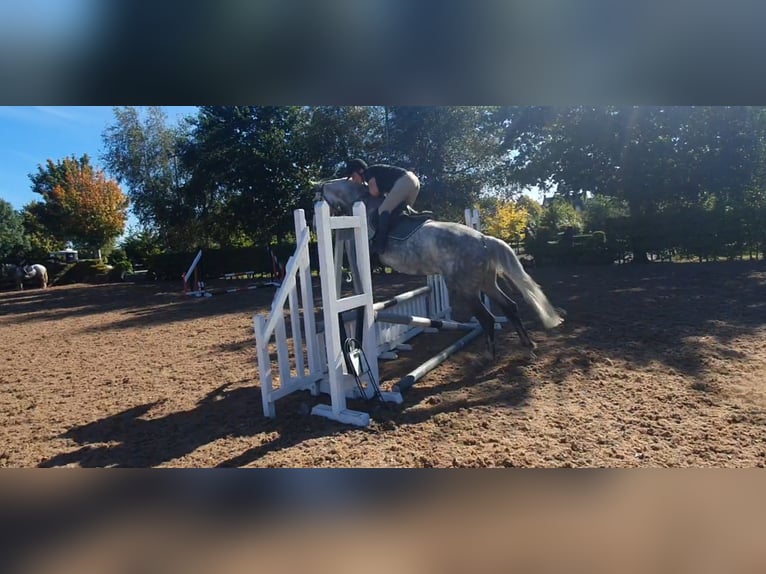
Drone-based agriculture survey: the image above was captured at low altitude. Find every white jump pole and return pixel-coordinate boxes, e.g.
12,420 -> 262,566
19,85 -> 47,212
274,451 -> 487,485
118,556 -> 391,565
182,249 -> 204,295
184,249 -> 203,283
372,286 -> 432,312
392,326 -> 484,393
375,311 -> 480,332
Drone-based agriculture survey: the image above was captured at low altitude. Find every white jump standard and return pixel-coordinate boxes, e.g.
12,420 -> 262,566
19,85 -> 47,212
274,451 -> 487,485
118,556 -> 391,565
254,203 -> 403,427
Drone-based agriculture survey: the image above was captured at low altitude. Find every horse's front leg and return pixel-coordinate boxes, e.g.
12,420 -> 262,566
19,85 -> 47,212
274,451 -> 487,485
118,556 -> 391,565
471,298 -> 497,359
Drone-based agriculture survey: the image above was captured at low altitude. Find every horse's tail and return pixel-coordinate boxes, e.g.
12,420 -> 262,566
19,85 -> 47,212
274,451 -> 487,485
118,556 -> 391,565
489,236 -> 564,329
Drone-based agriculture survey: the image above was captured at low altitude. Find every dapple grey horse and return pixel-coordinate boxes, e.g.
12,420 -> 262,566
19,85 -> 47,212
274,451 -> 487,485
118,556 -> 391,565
315,178 -> 564,356
15,264 -> 48,290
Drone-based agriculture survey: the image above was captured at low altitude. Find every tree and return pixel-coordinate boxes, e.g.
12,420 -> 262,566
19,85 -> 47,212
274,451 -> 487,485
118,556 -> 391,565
500,106 -> 766,262
51,160 -> 129,252
119,227 -> 164,265
101,106 -> 195,248
302,106 -> 387,177
386,107 -> 504,221
0,199 -> 28,261
27,155 -> 129,255
539,198 -> 583,232
180,106 -> 315,245
582,195 -> 629,232
516,195 -> 544,228
478,197 -> 529,243
21,204 -> 62,260
99,106 -> 515,247
27,155 -> 89,246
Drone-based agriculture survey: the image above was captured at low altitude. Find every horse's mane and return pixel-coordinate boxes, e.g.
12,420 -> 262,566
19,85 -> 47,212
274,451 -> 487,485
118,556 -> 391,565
310,176 -> 348,196
309,176 -> 347,187
312,176 -> 386,226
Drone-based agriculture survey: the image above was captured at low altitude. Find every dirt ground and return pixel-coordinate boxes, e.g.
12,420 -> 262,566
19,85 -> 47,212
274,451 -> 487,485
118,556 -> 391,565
2,260 -> 766,468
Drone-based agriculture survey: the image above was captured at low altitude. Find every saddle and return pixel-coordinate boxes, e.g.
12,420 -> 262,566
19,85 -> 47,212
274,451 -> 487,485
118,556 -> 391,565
386,205 -> 434,242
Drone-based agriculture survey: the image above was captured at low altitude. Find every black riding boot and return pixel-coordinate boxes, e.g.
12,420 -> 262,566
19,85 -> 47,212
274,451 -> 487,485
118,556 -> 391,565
371,211 -> 391,254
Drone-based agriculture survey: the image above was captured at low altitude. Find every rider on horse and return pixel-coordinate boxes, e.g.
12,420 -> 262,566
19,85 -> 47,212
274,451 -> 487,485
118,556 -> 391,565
345,159 -> 421,254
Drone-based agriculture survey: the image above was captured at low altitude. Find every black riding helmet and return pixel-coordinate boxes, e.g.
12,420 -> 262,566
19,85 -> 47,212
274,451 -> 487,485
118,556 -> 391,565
346,158 -> 367,177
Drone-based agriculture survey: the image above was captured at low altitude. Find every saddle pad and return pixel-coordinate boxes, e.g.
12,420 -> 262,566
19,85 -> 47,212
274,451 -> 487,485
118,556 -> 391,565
389,215 -> 431,242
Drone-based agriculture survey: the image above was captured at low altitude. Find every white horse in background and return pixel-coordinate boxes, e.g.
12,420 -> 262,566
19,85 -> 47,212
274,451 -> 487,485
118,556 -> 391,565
15,264 -> 48,290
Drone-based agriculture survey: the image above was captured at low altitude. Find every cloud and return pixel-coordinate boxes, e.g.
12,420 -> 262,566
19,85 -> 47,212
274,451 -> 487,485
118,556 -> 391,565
0,106 -> 74,126
0,106 -> 117,129
32,106 -> 80,121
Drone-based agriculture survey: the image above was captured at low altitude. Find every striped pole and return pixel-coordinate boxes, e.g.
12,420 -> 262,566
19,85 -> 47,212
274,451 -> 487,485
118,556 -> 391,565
375,311 -> 479,332
372,286 -> 432,311
183,250 -> 203,283
185,282 -> 280,297
182,249 -> 204,295
207,284 -> 276,295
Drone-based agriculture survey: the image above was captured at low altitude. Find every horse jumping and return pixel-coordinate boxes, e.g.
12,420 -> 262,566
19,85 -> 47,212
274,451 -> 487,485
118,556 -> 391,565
315,178 -> 564,356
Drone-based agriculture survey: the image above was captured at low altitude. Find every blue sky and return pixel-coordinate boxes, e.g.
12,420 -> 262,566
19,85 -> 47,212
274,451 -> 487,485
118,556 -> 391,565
0,106 -> 198,216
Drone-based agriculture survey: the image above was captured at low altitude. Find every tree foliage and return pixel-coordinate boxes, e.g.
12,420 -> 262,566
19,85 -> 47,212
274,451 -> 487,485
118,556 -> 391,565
12,104 -> 766,268
97,106 -> 510,246
119,228 -> 164,265
21,205 -> 61,259
539,198 -> 583,232
101,106 -> 194,248
50,159 -> 129,251
178,106 -> 316,246
500,106 -> 766,261
0,199 -> 28,261
478,197 -> 530,243
582,195 -> 629,232
386,106 -> 503,221
90,105 -> 766,264
302,106 -> 388,177
26,155 -> 129,253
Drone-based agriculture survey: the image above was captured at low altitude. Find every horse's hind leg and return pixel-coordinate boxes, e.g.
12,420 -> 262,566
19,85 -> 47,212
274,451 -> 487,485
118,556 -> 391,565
484,279 -> 537,351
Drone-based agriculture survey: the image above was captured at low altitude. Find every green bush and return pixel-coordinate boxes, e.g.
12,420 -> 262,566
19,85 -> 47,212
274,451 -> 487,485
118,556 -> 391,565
525,229 -> 617,265
107,248 -> 133,274
119,229 -> 164,266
